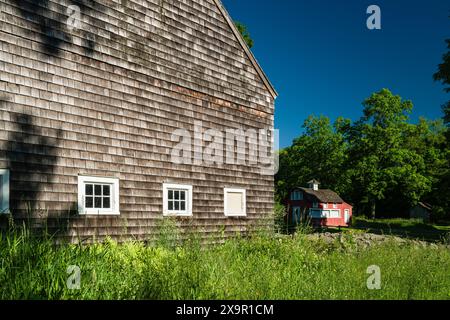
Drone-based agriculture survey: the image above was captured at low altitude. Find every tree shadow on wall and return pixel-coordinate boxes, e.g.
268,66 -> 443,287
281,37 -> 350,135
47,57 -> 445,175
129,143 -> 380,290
1,112 -> 78,238
8,0 -> 98,56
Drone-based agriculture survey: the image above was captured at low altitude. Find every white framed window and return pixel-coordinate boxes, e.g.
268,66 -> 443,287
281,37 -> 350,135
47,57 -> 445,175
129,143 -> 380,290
78,176 -> 120,215
290,190 -> 303,201
0,169 -> 10,214
330,209 -> 341,218
163,183 -> 193,217
224,188 -> 246,217
333,203 -> 338,209
323,203 -> 328,209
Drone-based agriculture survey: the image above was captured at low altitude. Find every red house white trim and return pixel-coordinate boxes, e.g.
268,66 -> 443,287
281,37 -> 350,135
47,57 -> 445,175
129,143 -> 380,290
285,180 -> 353,228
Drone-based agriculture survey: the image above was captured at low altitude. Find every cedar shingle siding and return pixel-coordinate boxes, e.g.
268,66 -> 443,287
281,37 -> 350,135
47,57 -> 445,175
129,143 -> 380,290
0,0 -> 276,242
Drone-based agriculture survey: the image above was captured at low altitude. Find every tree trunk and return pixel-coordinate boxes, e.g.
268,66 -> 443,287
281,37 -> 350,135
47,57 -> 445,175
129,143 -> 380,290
370,200 -> 376,220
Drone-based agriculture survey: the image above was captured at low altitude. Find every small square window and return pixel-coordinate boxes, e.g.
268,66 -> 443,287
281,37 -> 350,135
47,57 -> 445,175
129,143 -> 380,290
0,169 -> 10,214
163,184 -> 192,217
224,188 -> 246,217
78,176 -> 120,215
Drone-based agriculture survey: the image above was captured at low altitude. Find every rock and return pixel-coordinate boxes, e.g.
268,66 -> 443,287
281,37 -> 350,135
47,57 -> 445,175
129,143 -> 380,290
304,231 -> 447,249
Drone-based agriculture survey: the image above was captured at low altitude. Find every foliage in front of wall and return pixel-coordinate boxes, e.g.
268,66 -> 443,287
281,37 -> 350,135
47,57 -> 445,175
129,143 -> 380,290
1,225 -> 449,300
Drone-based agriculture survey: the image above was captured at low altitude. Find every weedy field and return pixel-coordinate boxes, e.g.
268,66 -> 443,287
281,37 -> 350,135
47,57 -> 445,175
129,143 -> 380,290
1,224 -> 449,300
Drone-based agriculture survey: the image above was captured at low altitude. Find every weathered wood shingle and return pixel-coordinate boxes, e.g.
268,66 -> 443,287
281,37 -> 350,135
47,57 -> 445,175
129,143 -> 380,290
0,0 -> 276,242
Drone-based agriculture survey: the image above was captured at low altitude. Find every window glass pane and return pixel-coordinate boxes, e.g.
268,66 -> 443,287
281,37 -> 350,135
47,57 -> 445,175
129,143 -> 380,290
180,201 -> 186,211
168,201 -> 173,211
168,190 -> 173,200
85,184 -> 93,195
174,191 -> 179,200
94,197 -> 102,208
180,191 -> 185,200
103,185 -> 110,196
94,185 -> 102,196
174,201 -> 180,210
85,196 -> 93,208
103,197 -> 111,208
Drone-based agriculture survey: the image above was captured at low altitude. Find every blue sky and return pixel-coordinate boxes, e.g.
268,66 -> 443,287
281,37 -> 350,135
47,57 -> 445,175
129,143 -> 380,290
222,0 -> 450,148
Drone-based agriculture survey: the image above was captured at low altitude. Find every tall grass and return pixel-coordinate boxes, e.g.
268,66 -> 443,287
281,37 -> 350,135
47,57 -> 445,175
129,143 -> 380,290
1,224 -> 449,300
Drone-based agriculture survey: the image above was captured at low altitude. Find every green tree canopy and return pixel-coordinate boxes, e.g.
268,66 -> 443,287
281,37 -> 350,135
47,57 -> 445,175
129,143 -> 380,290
276,115 -> 349,201
276,89 -> 449,220
434,38 -> 450,125
345,89 -> 431,218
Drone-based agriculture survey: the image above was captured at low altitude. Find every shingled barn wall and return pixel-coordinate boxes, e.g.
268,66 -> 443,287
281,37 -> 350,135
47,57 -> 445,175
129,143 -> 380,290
0,0 -> 275,242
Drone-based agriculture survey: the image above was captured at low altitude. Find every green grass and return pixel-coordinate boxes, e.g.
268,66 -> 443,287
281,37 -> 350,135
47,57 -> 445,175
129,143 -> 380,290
351,217 -> 450,242
1,227 -> 449,300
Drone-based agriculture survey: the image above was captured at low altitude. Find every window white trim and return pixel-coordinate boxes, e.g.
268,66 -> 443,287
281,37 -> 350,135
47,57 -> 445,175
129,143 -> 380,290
0,169 -> 10,214
163,183 -> 193,217
78,176 -> 120,215
224,188 -> 246,217
323,203 -> 328,209
309,208 -> 341,219
330,209 -> 341,218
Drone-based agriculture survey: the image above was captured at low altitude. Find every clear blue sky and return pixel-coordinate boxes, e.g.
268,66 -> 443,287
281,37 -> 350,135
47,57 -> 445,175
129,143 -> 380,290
222,0 -> 450,148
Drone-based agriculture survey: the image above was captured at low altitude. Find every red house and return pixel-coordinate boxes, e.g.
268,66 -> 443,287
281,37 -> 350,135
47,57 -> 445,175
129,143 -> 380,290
285,180 -> 353,228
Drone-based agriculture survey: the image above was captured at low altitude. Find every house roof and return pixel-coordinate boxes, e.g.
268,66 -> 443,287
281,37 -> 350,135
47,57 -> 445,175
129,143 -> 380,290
298,187 -> 344,203
212,0 -> 278,99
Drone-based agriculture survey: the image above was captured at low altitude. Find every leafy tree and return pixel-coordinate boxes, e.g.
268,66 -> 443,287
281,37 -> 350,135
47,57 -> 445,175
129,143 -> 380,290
405,118 -> 449,221
344,89 -> 431,219
235,21 -> 254,49
276,89 -> 449,222
433,39 -> 450,125
432,32 -> 450,220
276,115 -> 349,200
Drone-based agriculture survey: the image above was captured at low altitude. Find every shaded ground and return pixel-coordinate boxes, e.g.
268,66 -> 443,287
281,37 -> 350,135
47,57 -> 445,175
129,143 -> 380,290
321,217 -> 450,244
348,217 -> 450,243
308,231 -> 449,249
